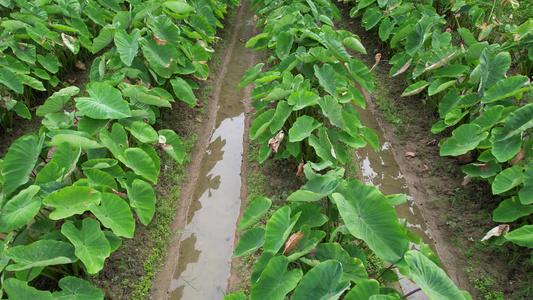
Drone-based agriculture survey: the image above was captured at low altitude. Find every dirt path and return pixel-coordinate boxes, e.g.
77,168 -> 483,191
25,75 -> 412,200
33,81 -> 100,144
151,1 -> 256,299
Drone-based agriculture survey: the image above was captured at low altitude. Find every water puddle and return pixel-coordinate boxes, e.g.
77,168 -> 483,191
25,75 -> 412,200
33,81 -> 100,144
166,4 -> 255,300
355,106 -> 436,299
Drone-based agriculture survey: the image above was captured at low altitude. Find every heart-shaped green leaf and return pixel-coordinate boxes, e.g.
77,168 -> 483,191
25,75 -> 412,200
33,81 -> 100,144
43,186 -> 101,219
5,240 -> 77,271
233,226 -> 266,258
52,276 -> 104,300
75,82 -> 131,119
292,260 -> 350,300
89,193 -> 135,238
0,185 -> 41,232
237,197 -> 272,231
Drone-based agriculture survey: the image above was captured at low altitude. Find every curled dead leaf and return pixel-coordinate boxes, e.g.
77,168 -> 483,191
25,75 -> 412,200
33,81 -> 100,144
197,39 -> 214,53
461,175 -> 470,186
370,53 -> 381,72
268,130 -> 284,153
296,158 -> 304,179
457,151 -> 473,164
405,152 -> 416,158
282,231 -> 304,255
418,165 -> 429,173
67,78 -> 76,84
423,52 -> 456,72
426,139 -> 437,146
392,60 -> 411,77
481,224 -> 510,242
75,60 -> 86,70
512,147 -> 524,166
195,118 -> 203,123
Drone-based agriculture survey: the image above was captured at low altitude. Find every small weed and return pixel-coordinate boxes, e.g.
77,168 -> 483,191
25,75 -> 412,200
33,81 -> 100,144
465,249 -> 474,259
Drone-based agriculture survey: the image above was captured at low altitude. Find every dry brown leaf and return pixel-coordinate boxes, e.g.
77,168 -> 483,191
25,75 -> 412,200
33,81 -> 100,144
67,78 -> 76,84
481,224 -> 510,242
458,150 -> 473,164
461,175 -> 470,186
402,85 -> 428,97
195,118 -> 203,123
392,60 -> 411,77
268,130 -> 284,153
296,158 -> 304,179
75,60 -> 86,70
423,52 -> 456,72
418,165 -> 429,173
153,34 -> 167,45
197,39 -> 214,53
282,231 -> 304,255
426,139 -> 437,146
370,53 -> 381,72
512,147 -> 524,166
405,152 -> 416,158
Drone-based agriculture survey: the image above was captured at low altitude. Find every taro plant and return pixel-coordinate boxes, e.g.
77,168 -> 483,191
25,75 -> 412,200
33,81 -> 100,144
239,0 -> 376,171
346,0 -> 533,252
225,164 -> 471,299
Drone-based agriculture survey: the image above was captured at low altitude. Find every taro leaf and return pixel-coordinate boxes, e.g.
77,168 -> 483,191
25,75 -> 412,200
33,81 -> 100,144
270,101 -> 292,133
36,86 -> 80,116
346,59 -> 374,93
49,134 -> 103,149
344,279 -> 380,300
318,96 -> 346,130
92,28 -> 115,54
2,133 -> 44,196
78,116 -> 109,136
289,202 -> 328,230
492,165 -> 523,195
52,276 -> 104,300
119,119 -> 158,144
292,260 -> 349,300
520,163 -> 533,204
506,225 -> 533,248
125,179 -> 156,225
438,88 -> 461,118
440,124 -> 488,156
343,37 -> 366,54
140,37 -> 181,78
118,148 -> 159,183
289,115 -> 321,142
89,193 -> 135,238
478,49 -> 511,95
5,240 -> 77,271
120,84 -> 172,108
332,180 -> 408,263
288,176 -> 340,202
62,218 -> 111,275
100,123 -> 129,158
287,90 -> 320,110
264,206 -> 300,253
433,65 -> 468,78
493,197 -> 533,222
462,161 -> 501,178
402,81 -> 429,97
83,169 -> 118,190
315,243 -> 368,283
75,82 -> 131,119
42,186 -> 101,220
481,75 -> 531,104
359,126 -> 380,151
237,63 -> 264,90
233,226 -> 266,258
158,129 -> 185,163
251,250 -> 275,284
314,64 -> 337,96
0,185 -> 40,232
114,29 -> 140,67
386,194 -> 407,206
492,134 -> 522,162
428,78 -> 456,96
37,53 -> 61,74
171,77 -> 196,107
494,103 -> 533,142
405,250 -> 467,299
3,278 -> 53,299
222,293 -> 246,300
237,197 -> 272,231
0,68 -> 24,93
162,1 -> 195,14
250,256 -> 303,300
472,105 -> 504,131
276,30 -> 293,59
250,109 -> 275,140
49,143 -> 82,178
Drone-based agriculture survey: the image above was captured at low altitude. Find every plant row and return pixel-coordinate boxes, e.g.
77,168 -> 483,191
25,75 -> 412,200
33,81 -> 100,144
347,0 -> 533,251
225,0 -> 469,299
0,0 -> 239,297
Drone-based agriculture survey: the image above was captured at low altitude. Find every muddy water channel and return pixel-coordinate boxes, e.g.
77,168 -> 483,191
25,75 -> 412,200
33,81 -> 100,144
356,105 -> 438,299
165,5 -> 255,300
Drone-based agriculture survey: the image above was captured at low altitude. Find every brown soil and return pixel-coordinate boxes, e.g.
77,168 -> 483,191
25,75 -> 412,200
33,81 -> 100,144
337,3 -> 532,299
